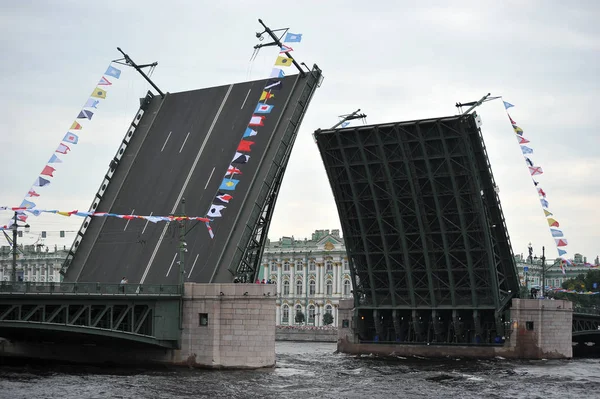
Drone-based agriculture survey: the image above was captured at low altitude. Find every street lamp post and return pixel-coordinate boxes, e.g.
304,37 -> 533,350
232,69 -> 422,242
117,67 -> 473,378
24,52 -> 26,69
10,212 -> 30,283
540,246 -> 546,298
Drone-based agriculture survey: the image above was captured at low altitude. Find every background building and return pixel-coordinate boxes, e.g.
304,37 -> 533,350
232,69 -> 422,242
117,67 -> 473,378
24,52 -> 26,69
0,244 -> 68,282
258,229 -> 353,327
514,252 -> 598,289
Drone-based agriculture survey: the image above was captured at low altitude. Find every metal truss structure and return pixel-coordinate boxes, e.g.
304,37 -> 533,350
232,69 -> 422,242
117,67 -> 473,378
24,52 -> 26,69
315,113 -> 520,344
0,284 -> 181,348
232,65 -> 323,283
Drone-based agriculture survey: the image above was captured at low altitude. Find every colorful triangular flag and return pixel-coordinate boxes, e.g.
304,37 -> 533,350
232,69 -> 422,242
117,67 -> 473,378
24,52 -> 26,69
544,209 -> 553,217
27,189 -> 39,198
232,152 -> 250,164
260,91 -> 274,101
279,45 -> 293,53
248,115 -> 265,127
255,103 -> 273,114
503,101 -> 514,109
551,229 -> 564,238
84,98 -> 100,109
243,128 -> 257,138
529,166 -> 543,176
207,204 -> 226,218
98,76 -> 112,86
70,121 -> 83,130
34,177 -> 51,187
555,238 -> 568,247
521,146 -> 533,154
63,132 -> 79,144
547,218 -> 559,228
225,165 -> 242,177
78,110 -> 94,120
48,154 -> 62,163
518,136 -> 529,144
215,192 -> 233,204
56,143 -> 71,154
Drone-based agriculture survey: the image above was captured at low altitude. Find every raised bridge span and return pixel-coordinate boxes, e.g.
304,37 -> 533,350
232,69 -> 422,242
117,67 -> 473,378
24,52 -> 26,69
62,67 -> 322,285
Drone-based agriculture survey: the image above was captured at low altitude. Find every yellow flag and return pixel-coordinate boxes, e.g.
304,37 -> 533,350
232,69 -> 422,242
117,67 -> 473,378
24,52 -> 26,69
260,91 -> 274,101
91,87 -> 107,99
70,121 -> 82,130
513,126 -> 523,135
544,209 -> 553,217
57,211 -> 71,217
275,56 -> 293,67
547,217 -> 559,227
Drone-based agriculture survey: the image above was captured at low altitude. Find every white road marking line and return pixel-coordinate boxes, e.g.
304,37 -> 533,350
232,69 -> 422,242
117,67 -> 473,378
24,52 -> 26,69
204,167 -> 216,190
241,88 -> 251,109
161,131 -> 172,152
141,212 -> 153,235
179,132 -> 190,153
139,84 -> 234,284
165,252 -> 178,277
187,254 -> 200,278
123,209 -> 135,231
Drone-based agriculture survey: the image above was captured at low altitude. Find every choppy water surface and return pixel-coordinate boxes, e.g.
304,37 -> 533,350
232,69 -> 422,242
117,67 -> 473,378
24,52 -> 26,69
1,342 -> 599,398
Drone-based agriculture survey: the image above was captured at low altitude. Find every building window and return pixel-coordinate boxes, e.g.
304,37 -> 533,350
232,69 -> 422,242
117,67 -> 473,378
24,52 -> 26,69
309,261 -> 315,271
295,305 -> 303,324
283,280 -> 290,295
326,260 -> 333,272
343,280 -> 351,296
325,304 -> 332,315
308,305 -> 315,325
343,261 -> 349,271
282,305 -> 289,324
326,280 -> 333,296
296,260 -> 303,271
296,280 -> 303,295
309,280 -> 316,295
284,261 -> 290,272
271,261 -> 277,272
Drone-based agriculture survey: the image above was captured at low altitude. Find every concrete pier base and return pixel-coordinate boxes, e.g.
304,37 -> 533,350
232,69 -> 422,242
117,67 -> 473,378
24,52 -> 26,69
0,283 -> 277,369
337,298 -> 573,360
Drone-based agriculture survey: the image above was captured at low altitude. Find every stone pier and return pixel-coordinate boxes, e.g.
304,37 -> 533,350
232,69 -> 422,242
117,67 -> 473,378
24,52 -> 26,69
175,282 -> 276,369
337,298 -> 573,359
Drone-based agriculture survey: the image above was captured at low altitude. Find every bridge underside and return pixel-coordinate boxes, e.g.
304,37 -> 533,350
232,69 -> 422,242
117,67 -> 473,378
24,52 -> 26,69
315,113 -> 520,344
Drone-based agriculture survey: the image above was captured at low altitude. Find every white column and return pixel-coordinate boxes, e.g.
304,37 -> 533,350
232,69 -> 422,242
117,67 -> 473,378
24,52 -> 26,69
303,259 -> 307,297
276,303 -> 281,326
276,260 -> 282,295
320,264 -> 325,295
315,304 -> 320,326
290,262 -> 295,297
333,263 -> 338,294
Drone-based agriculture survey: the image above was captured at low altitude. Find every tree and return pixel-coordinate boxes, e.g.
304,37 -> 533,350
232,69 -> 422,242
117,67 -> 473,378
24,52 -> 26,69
323,312 -> 334,326
295,311 -> 305,325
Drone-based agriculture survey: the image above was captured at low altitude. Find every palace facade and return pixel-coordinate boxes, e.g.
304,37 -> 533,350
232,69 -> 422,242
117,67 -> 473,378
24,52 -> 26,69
258,229 -> 353,327
0,244 -> 68,282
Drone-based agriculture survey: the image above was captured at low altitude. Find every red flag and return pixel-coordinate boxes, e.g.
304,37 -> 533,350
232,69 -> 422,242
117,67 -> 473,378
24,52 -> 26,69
508,114 -> 516,125
27,189 -> 40,197
518,136 -> 529,144
248,116 -> 265,127
41,165 -> 56,177
237,140 -> 255,152
537,188 -> 546,198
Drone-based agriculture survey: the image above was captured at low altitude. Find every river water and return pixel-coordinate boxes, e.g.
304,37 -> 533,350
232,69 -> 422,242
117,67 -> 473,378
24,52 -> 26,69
1,342 -> 599,398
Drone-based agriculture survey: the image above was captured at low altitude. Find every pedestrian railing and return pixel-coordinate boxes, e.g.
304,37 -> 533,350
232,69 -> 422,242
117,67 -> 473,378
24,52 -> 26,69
0,281 -> 181,296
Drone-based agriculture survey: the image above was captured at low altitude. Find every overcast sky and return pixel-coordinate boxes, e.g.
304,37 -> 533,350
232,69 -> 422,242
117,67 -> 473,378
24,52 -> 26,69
0,0 -> 598,262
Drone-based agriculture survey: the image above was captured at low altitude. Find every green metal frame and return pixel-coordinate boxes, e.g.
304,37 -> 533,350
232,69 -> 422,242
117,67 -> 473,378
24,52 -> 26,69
0,283 -> 182,348
314,113 -> 520,344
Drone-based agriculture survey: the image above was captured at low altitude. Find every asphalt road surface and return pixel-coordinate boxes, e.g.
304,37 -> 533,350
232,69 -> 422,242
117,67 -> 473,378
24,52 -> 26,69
65,74 -> 305,284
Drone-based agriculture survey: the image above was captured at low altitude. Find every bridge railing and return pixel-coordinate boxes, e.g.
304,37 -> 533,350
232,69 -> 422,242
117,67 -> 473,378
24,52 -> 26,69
574,307 -> 600,316
0,282 -> 181,296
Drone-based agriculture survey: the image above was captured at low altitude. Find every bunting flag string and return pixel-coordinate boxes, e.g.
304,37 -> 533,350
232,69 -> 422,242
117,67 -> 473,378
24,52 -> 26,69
6,63 -> 123,228
204,29 -> 303,239
503,100 -> 571,274
0,207 -> 209,228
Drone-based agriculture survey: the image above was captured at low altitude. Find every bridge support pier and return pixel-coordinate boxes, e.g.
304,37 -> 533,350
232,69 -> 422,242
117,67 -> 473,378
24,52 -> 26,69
337,299 -> 574,359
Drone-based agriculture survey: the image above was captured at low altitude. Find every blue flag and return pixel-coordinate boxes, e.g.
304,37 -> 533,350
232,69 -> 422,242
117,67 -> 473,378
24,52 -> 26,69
521,146 -> 533,154
551,229 -> 564,238
20,199 -> 36,209
84,98 -> 100,109
105,65 -> 121,79
78,110 -> 94,120
540,198 -> 549,208
341,121 -> 350,128
243,128 -> 257,138
284,33 -> 302,43
558,249 -> 567,256
63,132 -> 79,144
219,178 -> 239,191
48,154 -> 62,163
255,103 -> 274,114
503,101 -> 514,109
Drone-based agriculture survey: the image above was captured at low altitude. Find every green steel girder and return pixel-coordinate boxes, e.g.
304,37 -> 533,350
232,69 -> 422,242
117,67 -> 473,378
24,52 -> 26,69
0,297 -> 180,348
572,314 -> 600,337
335,131 -> 378,306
